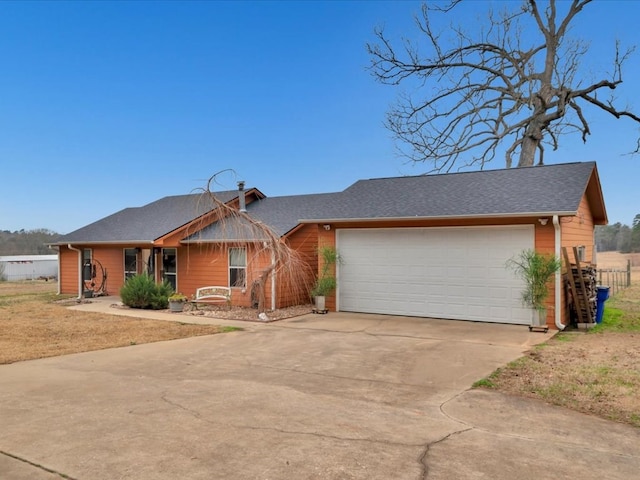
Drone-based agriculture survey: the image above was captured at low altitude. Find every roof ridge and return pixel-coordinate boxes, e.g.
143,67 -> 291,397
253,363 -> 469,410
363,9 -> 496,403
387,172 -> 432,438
353,161 -> 595,184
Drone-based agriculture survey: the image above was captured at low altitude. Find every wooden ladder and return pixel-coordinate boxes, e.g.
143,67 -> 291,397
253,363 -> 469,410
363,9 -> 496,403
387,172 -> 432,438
562,247 -> 594,324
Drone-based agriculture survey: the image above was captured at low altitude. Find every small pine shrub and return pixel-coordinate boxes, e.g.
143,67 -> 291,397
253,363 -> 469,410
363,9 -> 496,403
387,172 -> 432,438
120,274 -> 173,309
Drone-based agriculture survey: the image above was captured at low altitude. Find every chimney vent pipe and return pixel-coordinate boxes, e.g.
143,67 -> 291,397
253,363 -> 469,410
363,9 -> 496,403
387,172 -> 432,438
237,181 -> 247,212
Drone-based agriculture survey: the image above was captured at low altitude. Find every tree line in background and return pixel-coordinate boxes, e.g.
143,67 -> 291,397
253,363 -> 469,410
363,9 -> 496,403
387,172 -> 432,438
0,229 -> 61,255
595,215 -> 640,253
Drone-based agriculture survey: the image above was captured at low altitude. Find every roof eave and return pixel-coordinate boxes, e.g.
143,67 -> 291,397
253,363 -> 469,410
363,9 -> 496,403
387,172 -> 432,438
298,211 -> 579,224
585,164 -> 608,225
51,240 -> 156,246
181,239 -> 268,244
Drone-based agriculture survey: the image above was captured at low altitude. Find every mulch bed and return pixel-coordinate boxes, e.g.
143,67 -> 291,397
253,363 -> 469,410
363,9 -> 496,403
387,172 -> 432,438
183,303 -> 314,322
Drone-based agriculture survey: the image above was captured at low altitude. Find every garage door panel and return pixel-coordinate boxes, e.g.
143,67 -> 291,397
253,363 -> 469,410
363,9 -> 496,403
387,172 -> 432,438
337,226 -> 534,324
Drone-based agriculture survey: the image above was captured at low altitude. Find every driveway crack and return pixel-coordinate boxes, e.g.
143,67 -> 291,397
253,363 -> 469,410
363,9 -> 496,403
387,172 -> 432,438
0,450 -> 78,480
159,394 -> 427,448
419,427 -> 474,480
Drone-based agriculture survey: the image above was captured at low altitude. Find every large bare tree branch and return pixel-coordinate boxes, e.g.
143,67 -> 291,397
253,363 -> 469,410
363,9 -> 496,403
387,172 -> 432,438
367,0 -> 640,170
187,170 -> 314,317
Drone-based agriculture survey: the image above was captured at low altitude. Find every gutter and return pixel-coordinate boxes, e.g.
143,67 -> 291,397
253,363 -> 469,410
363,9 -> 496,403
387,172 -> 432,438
553,216 -> 565,330
67,244 -> 83,300
181,238 -> 269,245
297,211 -> 578,224
51,240 -> 155,247
271,250 -> 276,311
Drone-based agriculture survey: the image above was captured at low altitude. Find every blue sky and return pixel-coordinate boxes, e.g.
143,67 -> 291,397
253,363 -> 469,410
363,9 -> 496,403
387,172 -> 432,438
1,0 -> 638,234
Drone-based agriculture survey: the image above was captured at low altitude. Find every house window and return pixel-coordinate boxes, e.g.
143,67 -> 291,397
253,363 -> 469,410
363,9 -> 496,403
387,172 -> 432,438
229,247 -> 246,288
124,248 -> 138,280
577,245 -> 586,262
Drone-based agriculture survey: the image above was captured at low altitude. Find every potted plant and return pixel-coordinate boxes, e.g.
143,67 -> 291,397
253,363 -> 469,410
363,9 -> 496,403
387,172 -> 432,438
311,245 -> 341,312
506,250 -> 562,328
168,292 -> 188,313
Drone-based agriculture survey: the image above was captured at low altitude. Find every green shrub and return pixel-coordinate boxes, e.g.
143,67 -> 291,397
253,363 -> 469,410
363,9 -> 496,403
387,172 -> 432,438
506,249 -> 561,311
120,274 -> 173,309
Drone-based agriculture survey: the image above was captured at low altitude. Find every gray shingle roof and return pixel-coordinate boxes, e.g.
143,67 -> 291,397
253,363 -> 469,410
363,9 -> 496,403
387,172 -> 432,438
184,193 -> 340,241
55,190 -> 239,244
303,161 -> 598,221
56,162 -> 603,244
189,162 -> 601,242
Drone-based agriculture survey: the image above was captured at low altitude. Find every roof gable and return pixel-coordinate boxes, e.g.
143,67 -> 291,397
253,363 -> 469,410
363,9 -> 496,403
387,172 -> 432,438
299,162 -> 604,222
184,192 -> 341,242
56,190 -> 241,244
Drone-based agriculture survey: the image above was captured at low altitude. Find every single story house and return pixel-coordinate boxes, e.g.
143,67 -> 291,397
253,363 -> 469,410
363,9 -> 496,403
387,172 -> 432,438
52,161 -> 607,329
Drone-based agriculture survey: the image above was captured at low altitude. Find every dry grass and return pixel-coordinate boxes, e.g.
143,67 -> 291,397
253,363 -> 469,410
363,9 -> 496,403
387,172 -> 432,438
0,281 -> 234,364
597,251 -> 640,270
478,266 -> 640,427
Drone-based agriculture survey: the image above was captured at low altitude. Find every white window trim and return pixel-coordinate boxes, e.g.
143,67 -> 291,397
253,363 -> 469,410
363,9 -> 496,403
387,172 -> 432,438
228,247 -> 247,288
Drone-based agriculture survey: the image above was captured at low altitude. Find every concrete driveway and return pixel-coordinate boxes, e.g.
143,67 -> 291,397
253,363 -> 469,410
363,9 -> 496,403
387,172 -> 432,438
1,312 -> 639,479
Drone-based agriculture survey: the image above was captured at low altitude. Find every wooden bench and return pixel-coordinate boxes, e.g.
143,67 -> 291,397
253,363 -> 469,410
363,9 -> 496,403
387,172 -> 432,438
191,286 -> 232,310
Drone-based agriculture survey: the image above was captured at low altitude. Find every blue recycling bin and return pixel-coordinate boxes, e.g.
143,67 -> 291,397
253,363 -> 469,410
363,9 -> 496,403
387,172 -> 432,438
595,286 -> 610,324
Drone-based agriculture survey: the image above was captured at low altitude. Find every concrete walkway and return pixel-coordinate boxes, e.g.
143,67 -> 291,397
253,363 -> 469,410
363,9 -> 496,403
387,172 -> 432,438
67,295 -> 258,329
1,305 -> 638,479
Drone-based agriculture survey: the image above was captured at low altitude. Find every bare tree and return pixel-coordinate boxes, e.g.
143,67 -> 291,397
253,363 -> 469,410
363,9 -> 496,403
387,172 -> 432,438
368,0 -> 640,171
188,170 -> 313,316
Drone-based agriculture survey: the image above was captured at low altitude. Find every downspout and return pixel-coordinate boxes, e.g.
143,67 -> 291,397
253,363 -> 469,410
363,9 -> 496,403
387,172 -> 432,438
48,245 -> 61,295
271,249 -> 276,311
552,216 -> 565,330
67,244 -> 83,300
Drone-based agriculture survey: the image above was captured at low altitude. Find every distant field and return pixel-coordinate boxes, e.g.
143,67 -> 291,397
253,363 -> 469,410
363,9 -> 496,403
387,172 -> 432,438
597,251 -> 640,268
597,252 -> 640,284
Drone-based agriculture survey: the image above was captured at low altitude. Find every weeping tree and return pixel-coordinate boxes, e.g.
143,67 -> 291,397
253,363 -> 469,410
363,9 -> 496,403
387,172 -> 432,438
368,0 -> 640,171
189,170 -> 313,315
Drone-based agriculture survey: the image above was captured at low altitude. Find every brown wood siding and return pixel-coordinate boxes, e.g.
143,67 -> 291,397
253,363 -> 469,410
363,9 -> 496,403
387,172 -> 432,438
561,195 -> 595,263
60,246 -> 148,296
535,222 -> 557,328
177,244 -> 272,308
177,245 -> 230,297
91,248 -> 126,295
59,246 -> 80,295
276,224 -> 318,308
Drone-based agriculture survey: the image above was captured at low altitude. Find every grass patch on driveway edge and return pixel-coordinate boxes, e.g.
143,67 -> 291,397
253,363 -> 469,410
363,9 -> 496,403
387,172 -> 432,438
474,281 -> 640,428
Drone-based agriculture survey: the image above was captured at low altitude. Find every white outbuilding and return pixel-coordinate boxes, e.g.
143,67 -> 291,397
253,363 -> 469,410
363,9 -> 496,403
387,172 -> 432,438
0,255 -> 58,281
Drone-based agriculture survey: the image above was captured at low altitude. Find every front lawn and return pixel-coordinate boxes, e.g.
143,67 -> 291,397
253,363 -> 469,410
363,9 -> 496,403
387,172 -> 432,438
0,281 -> 237,364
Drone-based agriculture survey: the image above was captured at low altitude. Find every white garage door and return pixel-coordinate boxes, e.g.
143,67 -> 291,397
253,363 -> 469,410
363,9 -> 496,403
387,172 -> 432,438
337,226 -> 534,324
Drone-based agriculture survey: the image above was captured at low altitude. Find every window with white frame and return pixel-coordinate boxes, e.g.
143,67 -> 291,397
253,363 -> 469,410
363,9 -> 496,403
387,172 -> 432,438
229,247 -> 246,288
124,248 -> 138,280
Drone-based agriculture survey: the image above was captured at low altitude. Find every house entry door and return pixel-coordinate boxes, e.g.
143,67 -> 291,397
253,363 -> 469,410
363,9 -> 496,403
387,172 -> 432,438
162,248 -> 177,291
